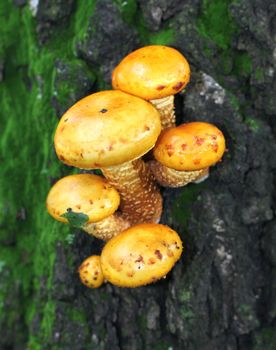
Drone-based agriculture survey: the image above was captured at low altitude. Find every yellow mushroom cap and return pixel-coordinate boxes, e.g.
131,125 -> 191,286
112,45 -> 190,100
78,255 -> 104,288
100,223 -> 183,288
153,122 -> 226,171
46,174 -> 120,224
54,90 -> 161,169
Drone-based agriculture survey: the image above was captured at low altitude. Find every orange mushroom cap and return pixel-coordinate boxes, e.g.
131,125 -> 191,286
153,122 -> 226,171
46,174 -> 120,224
112,45 -> 190,100
78,255 -> 104,288
101,223 -> 183,287
54,90 -> 161,169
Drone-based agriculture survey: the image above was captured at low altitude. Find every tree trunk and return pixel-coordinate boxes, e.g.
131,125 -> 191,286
1,0 -> 275,349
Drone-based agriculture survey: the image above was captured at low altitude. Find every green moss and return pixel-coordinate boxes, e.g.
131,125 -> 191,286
40,301 -> 56,340
254,67 -> 264,82
220,50 -> 234,74
95,70 -> 111,90
203,44 -> 213,58
244,117 -> 260,131
172,184 -> 204,226
196,0 -> 254,81
134,13 -> 150,44
254,327 -> 276,350
179,288 -> 195,325
0,1 -> 100,347
99,290 -> 111,301
53,58 -> 96,113
236,304 -> 260,330
64,233 -> 75,246
233,51 -> 252,77
72,0 -> 97,51
134,11 -> 175,46
180,307 -> 195,323
230,95 -> 240,112
113,0 -> 137,25
148,28 -> 175,45
67,307 -> 87,323
0,6 -> 45,341
196,0 -> 238,50
137,314 -> 147,331
27,336 -> 41,350
179,290 -> 192,303
0,2 -> 22,58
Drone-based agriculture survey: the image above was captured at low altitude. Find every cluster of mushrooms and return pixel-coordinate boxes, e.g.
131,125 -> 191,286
46,46 -> 226,289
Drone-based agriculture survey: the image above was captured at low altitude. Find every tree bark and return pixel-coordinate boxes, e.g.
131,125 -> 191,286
1,0 -> 275,349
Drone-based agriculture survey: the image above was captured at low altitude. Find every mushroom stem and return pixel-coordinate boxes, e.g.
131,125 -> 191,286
193,168 -> 210,183
84,214 -> 130,241
102,159 -> 163,224
149,160 -> 207,188
150,95 -> 175,129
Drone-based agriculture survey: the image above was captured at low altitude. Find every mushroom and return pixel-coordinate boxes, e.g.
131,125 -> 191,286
54,90 -> 163,224
78,255 -> 104,288
112,45 -> 190,129
46,174 -> 130,240
149,122 -> 226,187
100,223 -> 183,288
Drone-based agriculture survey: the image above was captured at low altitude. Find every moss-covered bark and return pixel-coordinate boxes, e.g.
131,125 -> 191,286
1,0 -> 275,349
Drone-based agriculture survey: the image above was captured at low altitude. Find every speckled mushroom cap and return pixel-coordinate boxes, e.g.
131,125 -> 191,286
101,223 -> 183,288
78,255 -> 104,288
54,90 -> 161,169
46,174 -> 120,223
153,122 -> 226,171
112,45 -> 190,100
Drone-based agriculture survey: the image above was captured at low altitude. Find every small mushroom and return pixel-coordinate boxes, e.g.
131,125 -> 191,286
54,90 -> 163,224
78,255 -> 104,288
100,223 -> 183,287
46,174 -> 130,240
149,122 -> 226,187
112,45 -> 190,129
